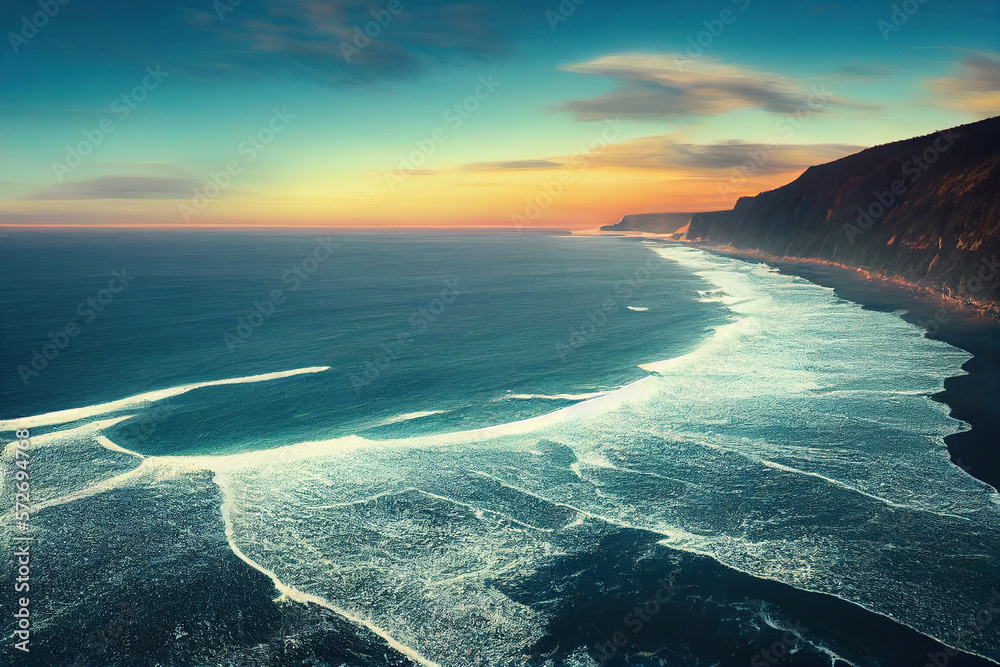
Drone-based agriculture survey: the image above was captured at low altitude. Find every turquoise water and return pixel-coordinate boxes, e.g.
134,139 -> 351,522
1,231 -> 721,453
2,232 -> 999,667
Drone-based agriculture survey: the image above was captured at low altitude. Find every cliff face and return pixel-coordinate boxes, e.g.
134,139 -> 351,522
602,212 -> 693,235
686,116 -> 1000,314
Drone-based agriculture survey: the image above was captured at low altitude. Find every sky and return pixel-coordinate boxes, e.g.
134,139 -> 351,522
1,0 -> 998,230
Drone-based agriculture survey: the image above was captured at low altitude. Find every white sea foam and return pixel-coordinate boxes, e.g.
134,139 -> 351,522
369,411 -> 449,427
495,391 -> 610,401
0,366 -> 330,432
15,245 -> 1000,665
212,472 -> 443,667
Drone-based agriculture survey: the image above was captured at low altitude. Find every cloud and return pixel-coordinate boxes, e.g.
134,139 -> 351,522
586,137 -> 864,173
411,136 -> 863,177
386,159 -> 563,176
0,212 -> 143,226
22,176 -> 199,200
460,159 -> 564,171
927,51 -> 1000,117
15,0 -> 532,86
553,54 -> 864,121
828,63 -> 893,82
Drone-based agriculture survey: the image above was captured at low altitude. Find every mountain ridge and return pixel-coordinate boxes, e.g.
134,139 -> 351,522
686,116 -> 1000,316
606,116 -> 1000,317
601,212 -> 693,235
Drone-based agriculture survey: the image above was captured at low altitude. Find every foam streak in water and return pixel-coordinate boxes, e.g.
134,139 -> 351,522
212,472 -> 442,667
0,366 -> 330,431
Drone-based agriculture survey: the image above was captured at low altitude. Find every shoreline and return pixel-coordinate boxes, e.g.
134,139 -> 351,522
645,237 -> 1000,493
688,243 -> 1000,320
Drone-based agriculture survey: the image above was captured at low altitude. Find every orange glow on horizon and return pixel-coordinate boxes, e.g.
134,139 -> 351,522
1,166 -> 810,231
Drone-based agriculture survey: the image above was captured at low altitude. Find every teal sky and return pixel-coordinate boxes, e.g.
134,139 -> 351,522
2,0 -> 998,228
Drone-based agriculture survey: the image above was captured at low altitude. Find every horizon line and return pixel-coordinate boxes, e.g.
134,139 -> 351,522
0,223 -> 584,232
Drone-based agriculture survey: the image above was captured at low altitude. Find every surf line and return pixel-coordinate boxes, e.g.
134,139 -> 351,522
0,366 -> 331,432
211,472 -> 442,667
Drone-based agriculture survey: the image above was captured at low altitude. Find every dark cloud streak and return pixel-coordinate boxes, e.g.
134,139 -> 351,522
2,0 -> 535,86
22,176 -> 200,200
553,54 -> 870,121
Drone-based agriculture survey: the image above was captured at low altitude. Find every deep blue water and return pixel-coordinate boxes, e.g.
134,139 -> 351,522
2,231 -> 999,667
0,231 -> 721,453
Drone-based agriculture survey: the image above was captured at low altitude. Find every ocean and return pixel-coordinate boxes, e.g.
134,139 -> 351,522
1,231 -> 999,667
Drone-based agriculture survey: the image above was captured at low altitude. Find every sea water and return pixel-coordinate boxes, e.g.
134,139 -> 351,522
1,231 -> 998,666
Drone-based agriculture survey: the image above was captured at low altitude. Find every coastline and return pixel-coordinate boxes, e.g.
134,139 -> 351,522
687,243 -> 1000,319
645,237 -> 1000,493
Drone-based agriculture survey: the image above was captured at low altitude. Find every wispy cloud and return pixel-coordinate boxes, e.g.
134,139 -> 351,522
27,0 -> 532,86
553,54 -> 867,121
587,137 -> 865,173
828,63 -> 893,82
460,159 -> 564,171
408,137 -> 863,176
927,51 -> 1000,117
22,176 -> 199,200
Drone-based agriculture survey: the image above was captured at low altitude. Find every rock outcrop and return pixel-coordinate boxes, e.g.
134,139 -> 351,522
601,212 -> 693,235
684,116 -> 1000,315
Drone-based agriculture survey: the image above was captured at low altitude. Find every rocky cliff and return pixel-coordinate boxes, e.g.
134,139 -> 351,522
602,212 -> 693,235
685,116 -> 1000,315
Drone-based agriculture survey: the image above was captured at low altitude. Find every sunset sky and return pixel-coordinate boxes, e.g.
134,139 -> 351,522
1,0 -> 998,230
